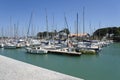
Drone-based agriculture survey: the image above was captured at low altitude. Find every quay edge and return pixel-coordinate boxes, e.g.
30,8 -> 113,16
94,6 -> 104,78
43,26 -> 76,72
0,55 -> 84,80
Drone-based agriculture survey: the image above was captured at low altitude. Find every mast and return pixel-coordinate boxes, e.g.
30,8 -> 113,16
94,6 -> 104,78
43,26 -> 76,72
1,27 -> 3,40
14,22 -> 18,39
64,14 -> 69,40
77,13 -> 79,44
52,14 -> 54,40
64,14 -> 69,47
83,7 -> 85,39
27,11 -> 33,38
98,22 -> 101,40
45,9 -> 49,39
9,16 -> 12,38
64,14 -> 69,30
16,21 -> 19,38
52,14 -> 56,46
14,24 -> 16,39
89,21 -> 92,40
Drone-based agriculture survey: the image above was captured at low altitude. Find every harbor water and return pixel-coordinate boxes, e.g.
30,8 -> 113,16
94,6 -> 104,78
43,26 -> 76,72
0,43 -> 120,80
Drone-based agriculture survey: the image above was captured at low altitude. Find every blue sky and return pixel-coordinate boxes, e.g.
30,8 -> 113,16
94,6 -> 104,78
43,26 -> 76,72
0,0 -> 120,37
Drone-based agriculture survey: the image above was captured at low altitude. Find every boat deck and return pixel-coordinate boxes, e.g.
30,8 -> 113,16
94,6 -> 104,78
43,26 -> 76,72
48,49 -> 82,56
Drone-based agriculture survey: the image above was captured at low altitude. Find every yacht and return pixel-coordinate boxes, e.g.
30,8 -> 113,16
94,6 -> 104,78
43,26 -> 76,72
4,42 -> 16,49
26,46 -> 48,54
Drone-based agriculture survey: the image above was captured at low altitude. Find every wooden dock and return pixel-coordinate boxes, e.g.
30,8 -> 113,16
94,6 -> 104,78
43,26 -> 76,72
48,49 -> 82,56
0,55 -> 84,80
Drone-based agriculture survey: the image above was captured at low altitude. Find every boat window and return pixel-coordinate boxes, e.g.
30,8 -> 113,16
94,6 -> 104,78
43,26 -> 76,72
37,47 -> 40,49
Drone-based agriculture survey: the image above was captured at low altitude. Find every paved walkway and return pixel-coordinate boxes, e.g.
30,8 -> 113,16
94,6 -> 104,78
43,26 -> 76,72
0,55 -> 84,80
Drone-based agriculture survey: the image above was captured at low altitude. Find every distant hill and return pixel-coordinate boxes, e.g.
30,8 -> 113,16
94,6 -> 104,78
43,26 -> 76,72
93,27 -> 120,42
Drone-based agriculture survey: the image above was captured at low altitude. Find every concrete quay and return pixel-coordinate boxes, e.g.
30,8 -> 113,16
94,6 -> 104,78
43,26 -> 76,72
0,55 -> 84,80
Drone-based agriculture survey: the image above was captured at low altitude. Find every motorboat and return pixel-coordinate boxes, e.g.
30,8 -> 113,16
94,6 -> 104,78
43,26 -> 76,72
26,46 -> 48,54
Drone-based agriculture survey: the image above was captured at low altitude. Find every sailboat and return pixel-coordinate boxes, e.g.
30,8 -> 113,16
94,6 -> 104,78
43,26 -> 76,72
78,7 -> 98,54
0,27 -> 4,48
4,42 -> 16,49
48,14 -> 81,56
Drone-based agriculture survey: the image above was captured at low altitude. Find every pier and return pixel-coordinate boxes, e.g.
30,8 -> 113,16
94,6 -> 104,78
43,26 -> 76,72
0,55 -> 83,80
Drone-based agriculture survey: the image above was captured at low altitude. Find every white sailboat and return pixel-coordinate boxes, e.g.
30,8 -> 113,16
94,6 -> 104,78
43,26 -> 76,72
0,27 -> 4,48
0,43 -> 4,48
4,42 -> 16,49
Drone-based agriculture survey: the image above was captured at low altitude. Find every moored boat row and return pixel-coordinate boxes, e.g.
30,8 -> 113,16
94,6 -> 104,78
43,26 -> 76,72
0,38 -> 113,55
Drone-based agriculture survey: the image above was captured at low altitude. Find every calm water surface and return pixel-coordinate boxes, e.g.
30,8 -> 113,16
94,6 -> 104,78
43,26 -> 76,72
0,43 -> 120,80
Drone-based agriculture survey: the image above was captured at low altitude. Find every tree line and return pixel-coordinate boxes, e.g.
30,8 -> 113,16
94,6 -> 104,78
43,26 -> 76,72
93,27 -> 120,42
37,28 -> 70,39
